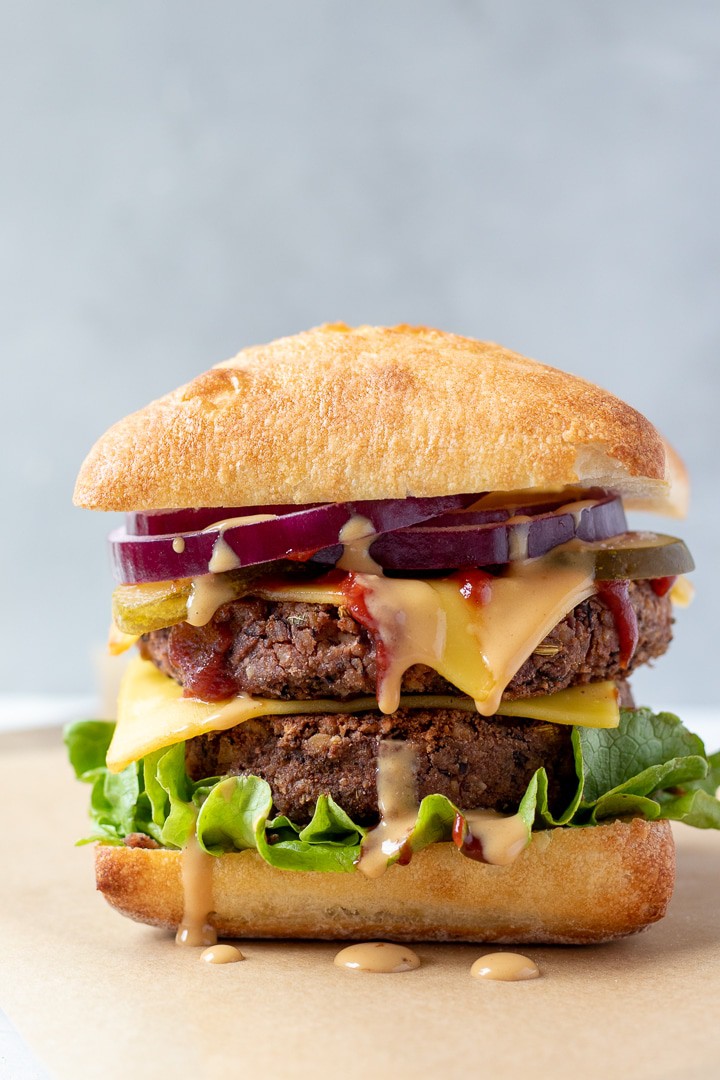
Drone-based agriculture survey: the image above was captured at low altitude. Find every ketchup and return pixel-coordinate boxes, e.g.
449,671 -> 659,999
448,568 -> 494,605
597,580 -> 639,669
650,575 -> 677,598
397,840 -> 414,866
339,574 -> 389,683
167,620 -> 239,701
452,812 -> 486,863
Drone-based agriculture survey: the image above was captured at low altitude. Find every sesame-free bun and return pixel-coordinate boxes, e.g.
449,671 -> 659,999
95,819 -> 675,945
74,324 -> 687,516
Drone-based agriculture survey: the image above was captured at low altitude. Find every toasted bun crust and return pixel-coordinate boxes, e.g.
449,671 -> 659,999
74,324 -> 687,515
95,819 -> 675,944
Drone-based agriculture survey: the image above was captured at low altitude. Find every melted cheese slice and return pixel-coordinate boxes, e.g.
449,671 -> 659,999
106,656 -> 619,772
261,557 -> 596,716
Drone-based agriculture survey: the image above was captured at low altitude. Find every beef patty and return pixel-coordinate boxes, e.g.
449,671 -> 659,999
185,709 -> 578,825
140,579 -> 672,702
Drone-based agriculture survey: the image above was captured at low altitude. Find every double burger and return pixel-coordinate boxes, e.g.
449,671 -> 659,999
66,324 -> 720,944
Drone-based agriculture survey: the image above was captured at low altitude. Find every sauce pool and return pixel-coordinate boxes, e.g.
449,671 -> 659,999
334,942 -> 421,973
471,952 -> 540,981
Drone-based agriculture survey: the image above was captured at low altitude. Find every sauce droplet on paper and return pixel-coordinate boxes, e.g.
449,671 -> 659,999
201,944 -> 244,964
334,942 -> 421,973
470,952 -> 540,981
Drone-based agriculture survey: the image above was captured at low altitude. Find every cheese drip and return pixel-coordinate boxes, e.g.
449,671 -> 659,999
351,555 -> 596,716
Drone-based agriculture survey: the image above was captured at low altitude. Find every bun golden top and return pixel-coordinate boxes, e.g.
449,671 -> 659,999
73,324 -> 687,514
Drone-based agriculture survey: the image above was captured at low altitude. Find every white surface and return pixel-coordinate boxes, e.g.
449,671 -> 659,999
0,1012 -> 50,1080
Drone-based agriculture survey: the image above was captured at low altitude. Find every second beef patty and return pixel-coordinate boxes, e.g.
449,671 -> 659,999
185,708 -> 579,826
140,579 -> 672,702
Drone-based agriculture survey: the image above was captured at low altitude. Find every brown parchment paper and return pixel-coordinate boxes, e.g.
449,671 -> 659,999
2,726 -> 719,1080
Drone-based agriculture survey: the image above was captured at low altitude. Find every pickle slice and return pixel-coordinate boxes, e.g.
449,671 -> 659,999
111,561 -> 307,635
112,578 -> 192,635
550,532 -> 694,581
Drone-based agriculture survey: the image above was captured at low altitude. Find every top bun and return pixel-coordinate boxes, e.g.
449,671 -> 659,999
74,324 -> 687,515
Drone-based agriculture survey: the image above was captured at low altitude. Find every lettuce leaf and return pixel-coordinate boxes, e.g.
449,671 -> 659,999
66,720 -> 160,844
197,777 -> 364,871
64,706 -> 720,873
577,708 -> 708,803
574,709 -> 719,827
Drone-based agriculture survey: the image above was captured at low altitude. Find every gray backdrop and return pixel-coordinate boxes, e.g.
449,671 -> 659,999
2,2 -> 718,707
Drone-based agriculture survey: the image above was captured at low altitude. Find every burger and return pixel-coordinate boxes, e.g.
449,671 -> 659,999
66,324 -> 720,945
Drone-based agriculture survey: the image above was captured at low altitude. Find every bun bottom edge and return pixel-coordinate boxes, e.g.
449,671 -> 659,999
95,818 -> 675,945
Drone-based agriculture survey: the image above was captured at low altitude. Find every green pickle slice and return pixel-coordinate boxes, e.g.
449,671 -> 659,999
112,578 -> 192,635
112,562 -> 293,635
549,532 -> 694,581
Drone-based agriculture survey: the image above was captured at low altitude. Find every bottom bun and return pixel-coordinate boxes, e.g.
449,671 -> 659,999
95,819 -> 675,944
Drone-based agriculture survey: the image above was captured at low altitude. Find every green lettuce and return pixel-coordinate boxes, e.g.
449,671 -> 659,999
65,707 -> 720,873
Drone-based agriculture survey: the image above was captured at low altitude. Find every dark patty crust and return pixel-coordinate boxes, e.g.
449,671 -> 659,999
185,709 -> 578,825
140,579 -> 671,702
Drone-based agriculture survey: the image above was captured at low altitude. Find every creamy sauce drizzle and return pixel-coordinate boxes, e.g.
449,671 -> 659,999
182,522 -> 595,712
334,942 -> 421,973
175,831 -> 217,947
186,573 -> 240,627
358,576 -> 448,714
206,514 -> 277,573
454,809 -> 529,865
504,515 -> 531,561
208,535 -> 242,574
353,555 -> 595,717
185,513 -> 279,624
172,536 -> 186,554
470,952 -> 540,981
358,741 -> 419,879
470,554 -> 595,715
556,498 -> 599,529
201,944 -> 244,964
336,515 -> 382,574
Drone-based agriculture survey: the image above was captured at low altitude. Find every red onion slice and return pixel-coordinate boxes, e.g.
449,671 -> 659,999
109,494 -> 478,584
367,495 -> 627,570
425,497 -> 583,527
127,505 -> 319,536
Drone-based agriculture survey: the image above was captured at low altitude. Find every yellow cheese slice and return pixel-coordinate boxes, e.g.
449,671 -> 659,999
107,622 -> 140,656
106,656 -> 619,772
670,574 -> 694,608
113,553 -> 597,722
258,558 -> 596,716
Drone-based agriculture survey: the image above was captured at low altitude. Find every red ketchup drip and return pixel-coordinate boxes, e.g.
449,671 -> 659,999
651,575 -> 677,598
167,620 -> 239,701
397,840 -> 413,866
452,812 -> 487,863
597,580 -> 639,670
339,573 -> 389,685
448,568 -> 494,605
